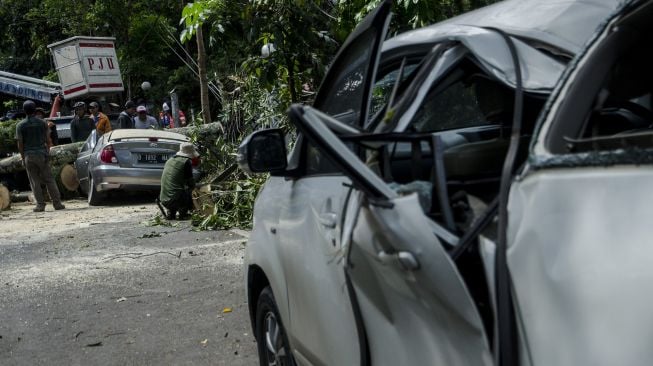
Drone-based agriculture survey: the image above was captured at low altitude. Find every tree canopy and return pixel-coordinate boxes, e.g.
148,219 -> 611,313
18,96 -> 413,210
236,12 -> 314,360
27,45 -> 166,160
0,0 -> 498,130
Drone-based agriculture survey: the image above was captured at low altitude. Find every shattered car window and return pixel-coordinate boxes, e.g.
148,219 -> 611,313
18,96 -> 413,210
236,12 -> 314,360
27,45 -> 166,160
412,80 -> 488,133
370,64 -> 419,118
316,30 -> 376,125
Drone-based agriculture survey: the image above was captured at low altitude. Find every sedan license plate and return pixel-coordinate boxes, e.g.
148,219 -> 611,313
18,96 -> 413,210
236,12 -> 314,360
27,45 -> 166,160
138,153 -> 169,163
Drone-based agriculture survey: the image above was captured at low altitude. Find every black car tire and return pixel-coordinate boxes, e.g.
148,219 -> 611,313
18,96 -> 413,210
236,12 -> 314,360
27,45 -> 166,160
256,286 -> 295,366
87,174 -> 103,206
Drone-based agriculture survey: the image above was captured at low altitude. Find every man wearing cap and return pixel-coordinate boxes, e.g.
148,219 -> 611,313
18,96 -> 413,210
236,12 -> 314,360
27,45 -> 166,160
70,101 -> 95,142
134,105 -> 159,129
15,100 -> 65,212
118,100 -> 136,129
89,101 -> 112,135
158,142 -> 198,220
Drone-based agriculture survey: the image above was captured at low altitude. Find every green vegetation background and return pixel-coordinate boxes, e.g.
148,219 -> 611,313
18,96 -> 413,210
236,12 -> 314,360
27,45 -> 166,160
0,0 -> 498,228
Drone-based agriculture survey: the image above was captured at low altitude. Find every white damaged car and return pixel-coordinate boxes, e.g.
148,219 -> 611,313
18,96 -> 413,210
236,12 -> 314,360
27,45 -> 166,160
238,0 -> 649,365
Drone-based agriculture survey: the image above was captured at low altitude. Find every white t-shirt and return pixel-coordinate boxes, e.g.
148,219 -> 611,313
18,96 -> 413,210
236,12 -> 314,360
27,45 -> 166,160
134,114 -> 159,129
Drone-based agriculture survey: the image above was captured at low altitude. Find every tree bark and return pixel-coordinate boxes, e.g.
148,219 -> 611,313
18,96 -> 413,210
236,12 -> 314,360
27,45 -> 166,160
285,54 -> 298,103
197,25 -> 211,124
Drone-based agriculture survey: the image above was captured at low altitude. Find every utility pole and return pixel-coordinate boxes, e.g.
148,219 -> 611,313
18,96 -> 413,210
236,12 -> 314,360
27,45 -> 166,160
196,25 -> 211,125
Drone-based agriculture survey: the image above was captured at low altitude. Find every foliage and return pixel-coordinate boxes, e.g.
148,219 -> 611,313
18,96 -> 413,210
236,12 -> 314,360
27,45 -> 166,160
0,120 -> 19,156
193,173 -> 266,230
144,215 -> 179,227
0,0 -> 191,115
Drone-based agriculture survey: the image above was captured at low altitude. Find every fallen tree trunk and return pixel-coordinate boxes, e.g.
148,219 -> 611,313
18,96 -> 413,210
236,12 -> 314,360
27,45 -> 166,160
170,122 -> 224,144
0,142 -> 83,174
0,123 -> 225,175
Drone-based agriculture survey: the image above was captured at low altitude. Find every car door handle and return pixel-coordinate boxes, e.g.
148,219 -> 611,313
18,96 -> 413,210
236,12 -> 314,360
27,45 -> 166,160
319,213 -> 337,229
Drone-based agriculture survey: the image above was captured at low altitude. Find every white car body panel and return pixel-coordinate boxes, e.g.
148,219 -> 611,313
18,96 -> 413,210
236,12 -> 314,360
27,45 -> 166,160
349,193 -> 492,365
277,175 -> 360,365
248,175 -> 360,365
508,167 -> 653,365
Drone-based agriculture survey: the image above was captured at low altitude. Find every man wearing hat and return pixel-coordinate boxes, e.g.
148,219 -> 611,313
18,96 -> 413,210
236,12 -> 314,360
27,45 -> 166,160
88,101 -> 112,135
70,101 -> 95,142
15,100 -> 65,212
118,100 -> 136,129
158,142 -> 198,220
134,105 -> 159,129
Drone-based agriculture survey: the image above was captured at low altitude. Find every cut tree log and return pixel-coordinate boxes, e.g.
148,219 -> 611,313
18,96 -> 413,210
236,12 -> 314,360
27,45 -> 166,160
54,163 -> 79,199
10,191 -> 29,203
0,183 -> 10,210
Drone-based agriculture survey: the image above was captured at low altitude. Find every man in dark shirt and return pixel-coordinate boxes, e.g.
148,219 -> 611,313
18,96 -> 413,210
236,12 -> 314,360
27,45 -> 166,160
118,100 -> 136,129
70,101 -> 94,142
15,100 -> 65,212
158,142 -> 197,220
35,107 -> 58,146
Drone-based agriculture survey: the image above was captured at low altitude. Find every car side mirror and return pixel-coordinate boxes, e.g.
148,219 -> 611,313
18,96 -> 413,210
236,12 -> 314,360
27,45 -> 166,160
238,128 -> 288,175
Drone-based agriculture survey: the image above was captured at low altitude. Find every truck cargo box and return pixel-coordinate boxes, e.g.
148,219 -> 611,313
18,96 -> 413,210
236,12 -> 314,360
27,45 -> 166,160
48,36 -> 124,100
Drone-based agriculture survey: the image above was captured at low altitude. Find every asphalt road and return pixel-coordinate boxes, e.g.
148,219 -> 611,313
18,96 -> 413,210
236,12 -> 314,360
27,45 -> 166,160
0,196 -> 258,366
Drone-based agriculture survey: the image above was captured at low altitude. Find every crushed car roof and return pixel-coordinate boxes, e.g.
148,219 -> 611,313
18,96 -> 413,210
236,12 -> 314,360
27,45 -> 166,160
384,0 -> 623,56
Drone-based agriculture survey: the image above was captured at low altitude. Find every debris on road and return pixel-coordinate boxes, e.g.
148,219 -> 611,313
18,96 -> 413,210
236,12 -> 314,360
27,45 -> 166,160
139,232 -> 162,238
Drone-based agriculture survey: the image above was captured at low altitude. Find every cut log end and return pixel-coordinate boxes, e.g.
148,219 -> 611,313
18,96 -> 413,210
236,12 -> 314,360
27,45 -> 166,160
60,164 -> 79,192
192,184 -> 214,216
0,183 -> 10,210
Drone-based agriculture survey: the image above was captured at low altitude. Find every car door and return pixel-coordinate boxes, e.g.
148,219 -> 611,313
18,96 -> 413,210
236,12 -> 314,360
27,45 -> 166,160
506,2 -> 653,365
275,1 -> 393,364
289,105 -> 493,365
74,130 -> 98,193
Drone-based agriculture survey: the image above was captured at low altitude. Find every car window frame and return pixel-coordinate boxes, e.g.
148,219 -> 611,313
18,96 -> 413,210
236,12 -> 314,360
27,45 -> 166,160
313,0 -> 391,129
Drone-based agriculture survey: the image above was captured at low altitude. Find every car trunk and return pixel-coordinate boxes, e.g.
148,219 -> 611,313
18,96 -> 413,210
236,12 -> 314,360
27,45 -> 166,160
110,139 -> 182,169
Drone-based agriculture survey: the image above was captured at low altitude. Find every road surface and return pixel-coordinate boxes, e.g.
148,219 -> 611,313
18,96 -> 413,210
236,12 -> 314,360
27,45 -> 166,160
0,195 -> 257,365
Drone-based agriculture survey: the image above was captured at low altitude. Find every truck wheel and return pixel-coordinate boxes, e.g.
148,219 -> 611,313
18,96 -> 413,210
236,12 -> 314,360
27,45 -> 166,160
256,287 -> 295,366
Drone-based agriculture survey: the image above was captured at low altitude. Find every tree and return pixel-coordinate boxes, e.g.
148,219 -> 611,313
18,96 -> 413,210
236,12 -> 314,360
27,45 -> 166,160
180,1 -> 215,125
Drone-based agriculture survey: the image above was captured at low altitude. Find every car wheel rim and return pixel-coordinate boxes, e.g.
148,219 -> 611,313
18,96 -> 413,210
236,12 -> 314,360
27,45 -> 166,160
264,312 -> 289,366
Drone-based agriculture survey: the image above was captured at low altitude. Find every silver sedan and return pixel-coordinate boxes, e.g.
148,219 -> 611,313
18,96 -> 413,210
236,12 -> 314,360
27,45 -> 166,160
74,129 -> 200,205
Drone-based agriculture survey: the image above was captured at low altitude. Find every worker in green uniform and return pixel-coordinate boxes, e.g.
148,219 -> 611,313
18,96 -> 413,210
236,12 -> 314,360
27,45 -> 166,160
158,142 -> 197,220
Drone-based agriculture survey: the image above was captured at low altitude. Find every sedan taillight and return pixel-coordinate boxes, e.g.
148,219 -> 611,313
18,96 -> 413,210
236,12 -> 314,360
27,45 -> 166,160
99,145 -> 118,164
191,156 -> 201,167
